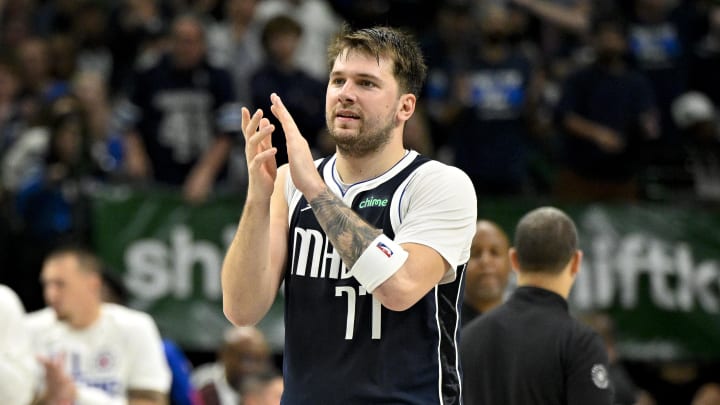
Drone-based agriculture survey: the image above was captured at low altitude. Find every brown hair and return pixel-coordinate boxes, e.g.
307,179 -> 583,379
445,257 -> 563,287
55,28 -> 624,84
327,24 -> 427,96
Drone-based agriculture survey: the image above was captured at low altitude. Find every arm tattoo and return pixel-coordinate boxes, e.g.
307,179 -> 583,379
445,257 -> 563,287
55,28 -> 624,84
309,187 -> 382,267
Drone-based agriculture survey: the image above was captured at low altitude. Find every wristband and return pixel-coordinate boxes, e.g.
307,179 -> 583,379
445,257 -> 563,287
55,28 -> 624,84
350,234 -> 408,293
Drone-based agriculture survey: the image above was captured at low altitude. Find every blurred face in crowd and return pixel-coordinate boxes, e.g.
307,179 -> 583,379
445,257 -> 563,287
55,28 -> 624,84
227,0 -> 258,24
244,376 -> 284,405
326,49 -> 411,157
479,5 -> 511,45
0,64 -> 19,102
172,18 -> 206,69
222,328 -> 272,391
594,23 -> 627,65
41,253 -> 101,328
73,71 -> 107,107
267,30 -> 300,65
464,221 -> 511,308
18,38 -> 50,84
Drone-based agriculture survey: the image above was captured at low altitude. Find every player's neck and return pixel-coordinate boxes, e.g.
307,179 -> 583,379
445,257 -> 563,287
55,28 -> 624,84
516,272 -> 572,300
335,145 -> 408,184
69,303 -> 102,329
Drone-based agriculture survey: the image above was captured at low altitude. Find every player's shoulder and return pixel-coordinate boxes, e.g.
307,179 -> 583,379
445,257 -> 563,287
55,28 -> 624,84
567,316 -> 606,353
101,303 -> 157,328
414,157 -> 473,185
409,157 -> 475,198
0,285 -> 21,307
25,307 -> 57,330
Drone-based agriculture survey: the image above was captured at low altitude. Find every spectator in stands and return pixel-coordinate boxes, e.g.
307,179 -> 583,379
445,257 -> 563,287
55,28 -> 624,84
206,0 -> 263,108
72,1 -> 114,81
450,4 -> 543,195
239,370 -> 283,405
192,326 -> 273,405
0,284 -> 36,405
16,37 -> 70,124
115,14 -> 242,204
106,0 -> 169,95
12,95 -> 97,245
554,14 -> 659,201
419,2 -> 475,154
26,244 -> 171,404
624,0 -> 699,146
462,219 -> 512,327
254,0 -> 342,82
250,15 -> 327,165
670,91 -> 720,201
0,56 -> 25,159
71,70 -> 122,176
688,3 -> 720,108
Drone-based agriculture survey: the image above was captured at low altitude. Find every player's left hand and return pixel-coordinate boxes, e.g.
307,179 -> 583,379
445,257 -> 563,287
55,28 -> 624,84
269,93 -> 326,200
38,354 -> 76,405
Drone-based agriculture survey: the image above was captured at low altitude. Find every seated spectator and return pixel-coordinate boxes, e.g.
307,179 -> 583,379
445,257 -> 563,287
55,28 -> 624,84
0,284 -> 36,405
25,244 -> 171,404
239,369 -> 283,405
192,326 -> 272,405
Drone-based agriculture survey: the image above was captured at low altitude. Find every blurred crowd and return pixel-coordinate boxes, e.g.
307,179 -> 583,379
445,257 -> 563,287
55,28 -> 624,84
0,0 -> 719,246
1,0 -> 720,402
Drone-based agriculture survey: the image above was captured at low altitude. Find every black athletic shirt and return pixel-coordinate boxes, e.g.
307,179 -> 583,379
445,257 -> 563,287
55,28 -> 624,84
460,286 -> 613,405
281,155 -> 466,405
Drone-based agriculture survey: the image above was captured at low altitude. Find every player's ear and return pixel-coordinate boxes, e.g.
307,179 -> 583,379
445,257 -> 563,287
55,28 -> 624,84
397,93 -> 416,122
569,250 -> 583,277
509,248 -> 520,275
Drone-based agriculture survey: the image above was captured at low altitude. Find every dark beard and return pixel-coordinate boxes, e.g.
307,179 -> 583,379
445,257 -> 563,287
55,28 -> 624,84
329,118 -> 395,158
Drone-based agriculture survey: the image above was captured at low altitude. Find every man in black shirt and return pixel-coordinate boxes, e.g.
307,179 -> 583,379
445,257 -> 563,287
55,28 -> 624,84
460,206 -> 613,405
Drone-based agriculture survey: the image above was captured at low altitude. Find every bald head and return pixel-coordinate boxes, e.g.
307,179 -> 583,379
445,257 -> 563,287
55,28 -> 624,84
221,326 -> 272,391
465,220 -> 511,312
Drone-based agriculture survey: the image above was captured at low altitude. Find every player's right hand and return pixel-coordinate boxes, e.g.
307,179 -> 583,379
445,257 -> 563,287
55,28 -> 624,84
242,107 -> 277,200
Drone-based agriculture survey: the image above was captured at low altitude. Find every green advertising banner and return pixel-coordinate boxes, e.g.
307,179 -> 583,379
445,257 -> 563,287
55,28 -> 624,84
91,186 -> 284,352
477,200 -> 720,362
92,187 -> 720,360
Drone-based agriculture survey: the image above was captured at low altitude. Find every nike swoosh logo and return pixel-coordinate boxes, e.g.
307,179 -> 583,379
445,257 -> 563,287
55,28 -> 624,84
301,205 -> 312,212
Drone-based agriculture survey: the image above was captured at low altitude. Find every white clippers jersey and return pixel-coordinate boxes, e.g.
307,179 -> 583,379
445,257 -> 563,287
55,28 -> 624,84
26,303 -> 171,404
0,285 -> 36,405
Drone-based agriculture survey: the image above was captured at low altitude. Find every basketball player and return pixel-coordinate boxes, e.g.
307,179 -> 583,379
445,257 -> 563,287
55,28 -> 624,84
222,25 -> 477,404
460,207 -> 613,405
0,284 -> 36,405
26,246 -> 171,405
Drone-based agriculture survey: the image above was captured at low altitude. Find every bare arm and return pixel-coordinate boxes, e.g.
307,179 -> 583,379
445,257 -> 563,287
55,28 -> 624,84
128,389 -> 167,405
123,131 -> 152,179
271,94 -> 446,311
183,135 -> 233,203
563,112 -> 625,153
512,0 -> 590,34
222,108 -> 287,326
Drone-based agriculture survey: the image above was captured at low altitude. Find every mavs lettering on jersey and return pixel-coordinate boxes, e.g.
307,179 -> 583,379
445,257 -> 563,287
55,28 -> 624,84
282,154 -> 465,405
